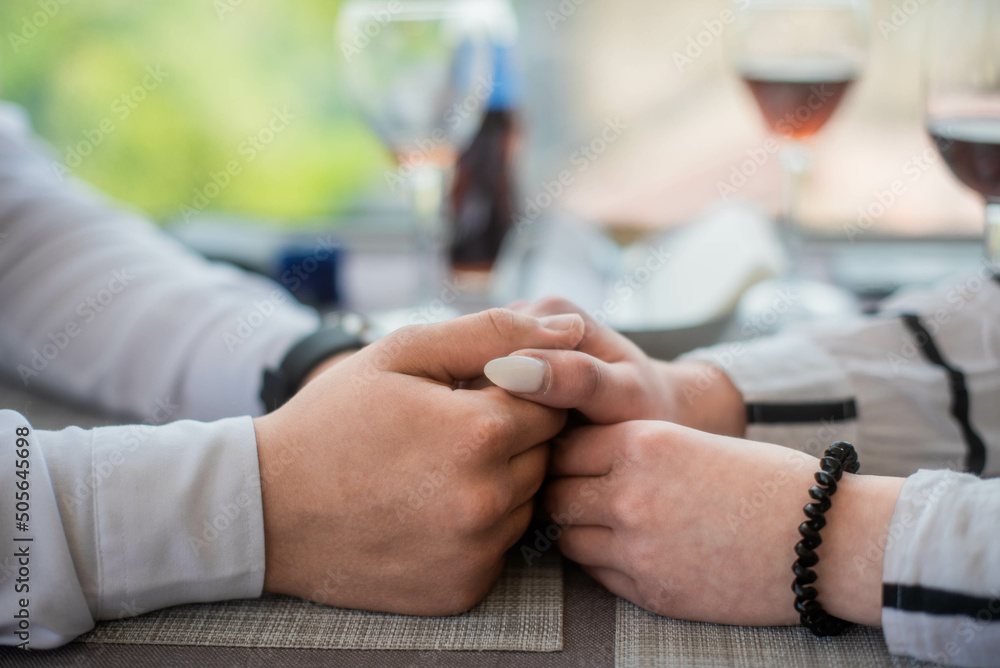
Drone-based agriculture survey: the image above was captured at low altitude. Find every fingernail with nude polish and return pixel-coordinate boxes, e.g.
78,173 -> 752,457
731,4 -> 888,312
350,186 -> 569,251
484,356 -> 547,394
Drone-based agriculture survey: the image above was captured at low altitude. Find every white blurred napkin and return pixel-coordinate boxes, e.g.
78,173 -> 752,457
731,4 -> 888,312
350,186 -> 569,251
492,203 -> 787,331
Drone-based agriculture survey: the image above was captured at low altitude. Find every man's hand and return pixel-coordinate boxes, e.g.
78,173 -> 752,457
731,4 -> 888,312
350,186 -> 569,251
544,421 -> 905,627
485,297 -> 746,436
253,309 -> 585,616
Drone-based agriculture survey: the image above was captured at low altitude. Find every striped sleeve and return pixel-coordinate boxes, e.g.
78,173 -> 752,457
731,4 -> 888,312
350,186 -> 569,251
881,469 -> 1000,666
679,269 -> 1000,478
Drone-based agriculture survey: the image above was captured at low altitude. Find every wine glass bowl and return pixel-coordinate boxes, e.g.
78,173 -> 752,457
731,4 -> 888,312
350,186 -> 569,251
924,0 -> 1000,263
337,0 -> 493,163
930,119 -> 1000,202
732,0 -> 869,143
740,55 -> 858,141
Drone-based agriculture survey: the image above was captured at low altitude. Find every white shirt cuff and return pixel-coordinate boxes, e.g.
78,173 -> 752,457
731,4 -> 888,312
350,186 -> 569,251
43,416 -> 266,620
881,470 -> 1000,666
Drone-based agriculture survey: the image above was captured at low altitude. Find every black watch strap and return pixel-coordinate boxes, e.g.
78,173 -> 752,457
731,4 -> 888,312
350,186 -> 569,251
261,321 -> 365,412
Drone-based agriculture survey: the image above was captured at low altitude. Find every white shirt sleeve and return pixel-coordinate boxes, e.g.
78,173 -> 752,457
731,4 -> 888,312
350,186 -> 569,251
679,270 -> 1000,478
0,102 -> 319,422
0,409 -> 265,649
0,102 -> 311,648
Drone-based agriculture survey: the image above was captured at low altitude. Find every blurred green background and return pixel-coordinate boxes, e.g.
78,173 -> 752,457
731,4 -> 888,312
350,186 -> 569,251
0,0 -> 389,224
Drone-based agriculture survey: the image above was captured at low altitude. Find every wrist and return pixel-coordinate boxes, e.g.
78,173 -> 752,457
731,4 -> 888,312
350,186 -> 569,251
662,361 -> 747,437
262,317 -> 367,411
810,473 -> 906,627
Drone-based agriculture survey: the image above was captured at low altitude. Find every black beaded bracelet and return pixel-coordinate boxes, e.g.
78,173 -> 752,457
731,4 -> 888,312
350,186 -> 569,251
792,441 -> 860,637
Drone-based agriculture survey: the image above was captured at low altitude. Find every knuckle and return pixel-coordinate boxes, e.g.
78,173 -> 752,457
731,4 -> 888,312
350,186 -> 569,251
574,355 -> 603,399
560,526 -> 585,555
609,487 -> 647,527
620,536 -> 659,579
510,498 -> 537,535
371,324 -> 425,365
621,429 -> 656,464
468,539 -> 506,574
389,322 -> 428,344
630,538 -> 658,572
619,365 -> 648,405
474,410 -> 517,450
452,485 -> 508,533
480,308 -> 520,339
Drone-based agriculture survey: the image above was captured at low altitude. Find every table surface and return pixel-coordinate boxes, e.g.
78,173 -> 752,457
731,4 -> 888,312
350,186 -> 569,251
1,568 -> 616,668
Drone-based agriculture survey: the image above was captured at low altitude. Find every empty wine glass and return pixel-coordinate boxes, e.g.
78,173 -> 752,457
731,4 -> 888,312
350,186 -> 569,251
337,0 -> 495,300
729,0 -> 870,235
924,0 -> 1000,265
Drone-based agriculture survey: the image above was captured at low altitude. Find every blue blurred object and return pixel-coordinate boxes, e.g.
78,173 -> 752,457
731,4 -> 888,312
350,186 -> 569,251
276,242 -> 345,308
488,43 -> 520,111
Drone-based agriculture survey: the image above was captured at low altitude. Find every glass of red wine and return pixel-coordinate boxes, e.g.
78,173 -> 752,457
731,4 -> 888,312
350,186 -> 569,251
729,0 -> 870,235
925,0 -> 1000,265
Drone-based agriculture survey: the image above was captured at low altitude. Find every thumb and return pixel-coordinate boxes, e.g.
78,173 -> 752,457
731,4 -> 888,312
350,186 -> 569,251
484,349 -> 634,424
384,308 -> 585,383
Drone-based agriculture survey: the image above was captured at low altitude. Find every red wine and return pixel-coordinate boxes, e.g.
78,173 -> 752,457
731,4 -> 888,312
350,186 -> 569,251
740,57 -> 857,140
929,118 -> 1000,202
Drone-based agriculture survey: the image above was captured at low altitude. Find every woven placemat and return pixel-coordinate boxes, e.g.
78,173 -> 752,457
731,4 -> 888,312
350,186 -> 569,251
77,552 -> 562,652
616,599 -> 945,667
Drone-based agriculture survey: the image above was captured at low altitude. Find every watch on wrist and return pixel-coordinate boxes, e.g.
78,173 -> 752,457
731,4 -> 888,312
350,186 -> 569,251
260,313 -> 368,412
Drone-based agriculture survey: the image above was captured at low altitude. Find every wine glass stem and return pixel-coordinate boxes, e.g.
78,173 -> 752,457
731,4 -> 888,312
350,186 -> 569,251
779,142 -> 810,227
986,202 -> 1000,267
778,141 -> 811,273
410,164 -> 447,301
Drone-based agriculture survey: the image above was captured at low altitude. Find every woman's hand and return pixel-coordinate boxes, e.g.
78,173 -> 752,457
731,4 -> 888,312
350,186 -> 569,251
543,420 -> 905,627
487,297 -> 747,436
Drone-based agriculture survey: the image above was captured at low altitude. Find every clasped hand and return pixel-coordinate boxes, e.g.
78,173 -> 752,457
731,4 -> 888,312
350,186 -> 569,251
255,299 -> 900,627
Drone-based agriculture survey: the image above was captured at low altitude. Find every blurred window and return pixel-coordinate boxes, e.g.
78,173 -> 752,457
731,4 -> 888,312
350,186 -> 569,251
0,0 -> 388,224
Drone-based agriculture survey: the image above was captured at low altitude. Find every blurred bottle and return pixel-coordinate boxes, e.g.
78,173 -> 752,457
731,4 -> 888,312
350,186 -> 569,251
448,0 -> 521,283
